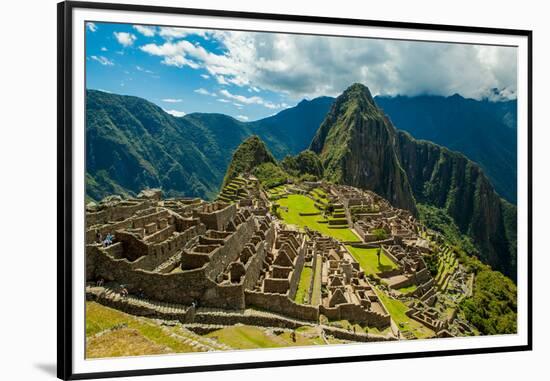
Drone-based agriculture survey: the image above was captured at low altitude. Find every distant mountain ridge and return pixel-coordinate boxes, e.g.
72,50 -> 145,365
85,89 -> 333,201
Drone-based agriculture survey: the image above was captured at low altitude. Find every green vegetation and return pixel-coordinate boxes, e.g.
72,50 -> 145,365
419,205 -> 517,335
418,203 -> 478,256
311,255 -> 323,305
85,90 -> 332,201
205,325 -> 324,349
295,267 -> 313,304
460,267 -> 517,335
424,252 -> 439,276
86,302 -> 198,357
371,228 -> 388,240
86,328 -> 171,358
253,162 -> 289,188
275,194 -> 360,242
435,247 -> 458,291
346,246 -> 397,276
223,136 -> 278,187
397,284 -> 418,294
375,95 -> 517,204
281,150 -> 324,180
374,290 -> 434,339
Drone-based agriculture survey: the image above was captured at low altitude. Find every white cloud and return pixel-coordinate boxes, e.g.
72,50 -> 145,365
100,47 -> 107,52
136,65 -> 154,74
86,22 -> 97,32
236,115 -> 249,121
140,30 -> 517,100
200,74 -> 210,79
90,55 -> 114,66
219,89 -> 283,109
114,32 -> 137,47
194,88 -> 216,96
217,99 -> 230,103
163,109 -> 186,117
133,25 -> 156,37
161,98 -> 182,103
158,27 -> 209,39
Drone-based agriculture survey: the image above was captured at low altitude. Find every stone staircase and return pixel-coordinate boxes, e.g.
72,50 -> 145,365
86,286 -> 194,322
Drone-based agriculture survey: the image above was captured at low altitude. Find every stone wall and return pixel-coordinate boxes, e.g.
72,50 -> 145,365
287,238 -> 307,300
86,201 -> 151,226
87,246 -> 246,309
205,216 -> 256,279
194,203 -> 237,230
323,326 -> 394,342
319,303 -> 391,328
244,290 -> 319,321
242,240 -> 269,290
86,288 -> 195,323
194,310 -> 314,330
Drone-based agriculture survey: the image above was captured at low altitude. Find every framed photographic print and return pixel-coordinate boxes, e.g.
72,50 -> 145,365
57,1 -> 532,379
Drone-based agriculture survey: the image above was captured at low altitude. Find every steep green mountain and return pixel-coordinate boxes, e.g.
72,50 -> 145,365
222,135 -> 277,186
310,83 -> 516,280
375,94 -> 517,203
310,83 -> 418,213
86,90 -> 232,201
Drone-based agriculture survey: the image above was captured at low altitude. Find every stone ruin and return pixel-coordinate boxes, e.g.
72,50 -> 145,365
85,179 -> 477,341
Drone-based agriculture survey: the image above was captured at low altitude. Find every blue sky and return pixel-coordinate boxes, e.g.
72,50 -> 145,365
86,22 -> 517,121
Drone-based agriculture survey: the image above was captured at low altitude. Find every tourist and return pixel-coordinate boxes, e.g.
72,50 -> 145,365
103,233 -> 114,247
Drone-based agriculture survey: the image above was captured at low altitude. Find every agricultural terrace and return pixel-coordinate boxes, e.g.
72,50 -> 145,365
373,290 -> 435,339
435,246 -> 459,291
205,325 -> 328,349
86,302 -> 201,358
275,194 -> 360,242
345,246 -> 398,277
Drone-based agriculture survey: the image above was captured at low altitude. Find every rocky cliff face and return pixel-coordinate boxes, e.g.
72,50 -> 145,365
310,83 -> 516,280
310,83 -> 418,214
396,131 -> 516,279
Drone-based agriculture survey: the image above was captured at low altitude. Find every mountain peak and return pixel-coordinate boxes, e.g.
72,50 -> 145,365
222,135 -> 276,187
310,83 -> 418,214
341,83 -> 375,104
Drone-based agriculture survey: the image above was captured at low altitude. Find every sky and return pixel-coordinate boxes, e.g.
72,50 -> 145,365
85,21 -> 517,121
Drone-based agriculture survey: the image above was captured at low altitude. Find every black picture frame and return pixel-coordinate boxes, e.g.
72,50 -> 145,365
57,1 -> 533,379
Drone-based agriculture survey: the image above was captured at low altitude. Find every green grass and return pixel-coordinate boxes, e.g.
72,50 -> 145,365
205,325 -> 324,349
311,255 -> 323,305
374,290 -> 434,339
346,246 -> 397,276
295,267 -> 313,304
397,284 -> 418,294
86,302 -> 198,356
86,328 -> 171,358
276,194 -> 360,242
